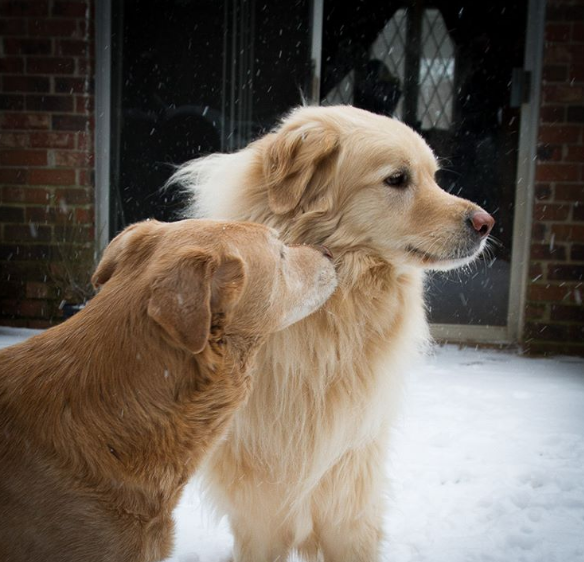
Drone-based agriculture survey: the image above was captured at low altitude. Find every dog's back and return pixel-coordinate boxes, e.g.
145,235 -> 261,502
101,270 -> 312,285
0,329 -> 160,562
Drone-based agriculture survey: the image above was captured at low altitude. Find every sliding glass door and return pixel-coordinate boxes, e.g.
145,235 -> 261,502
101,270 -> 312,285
109,0 -> 536,337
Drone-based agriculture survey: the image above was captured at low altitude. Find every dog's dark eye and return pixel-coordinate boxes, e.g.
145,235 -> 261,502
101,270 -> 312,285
384,171 -> 409,188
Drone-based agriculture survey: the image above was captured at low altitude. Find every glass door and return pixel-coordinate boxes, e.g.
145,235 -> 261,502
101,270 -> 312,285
319,0 -> 528,329
110,0 -> 313,231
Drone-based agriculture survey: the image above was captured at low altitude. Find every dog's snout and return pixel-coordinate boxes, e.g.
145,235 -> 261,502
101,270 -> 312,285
468,211 -> 495,239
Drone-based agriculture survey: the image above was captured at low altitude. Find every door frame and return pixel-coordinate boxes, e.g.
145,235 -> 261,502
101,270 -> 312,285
95,0 -> 112,255
308,0 -> 545,345
95,0 -> 545,344
430,0 -> 545,344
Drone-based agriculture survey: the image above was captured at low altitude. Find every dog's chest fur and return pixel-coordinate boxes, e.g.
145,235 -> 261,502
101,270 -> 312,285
215,257 -> 428,483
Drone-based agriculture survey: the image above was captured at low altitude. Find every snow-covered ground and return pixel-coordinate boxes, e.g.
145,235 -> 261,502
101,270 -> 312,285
2,328 -> 584,561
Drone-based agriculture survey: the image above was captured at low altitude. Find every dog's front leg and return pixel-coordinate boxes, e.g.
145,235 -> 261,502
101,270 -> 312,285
312,438 -> 386,562
231,516 -> 291,562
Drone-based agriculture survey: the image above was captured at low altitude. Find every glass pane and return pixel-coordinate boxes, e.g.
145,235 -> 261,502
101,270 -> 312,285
111,0 -> 311,232
321,0 -> 528,326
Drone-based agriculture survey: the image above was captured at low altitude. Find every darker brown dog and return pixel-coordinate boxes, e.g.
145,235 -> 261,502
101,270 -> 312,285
0,219 -> 337,562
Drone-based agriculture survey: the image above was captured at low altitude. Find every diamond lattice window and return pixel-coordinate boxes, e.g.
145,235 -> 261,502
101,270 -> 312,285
323,8 -> 455,131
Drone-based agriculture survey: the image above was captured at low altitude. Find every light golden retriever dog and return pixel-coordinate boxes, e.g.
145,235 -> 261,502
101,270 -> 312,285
171,105 -> 494,561
0,219 -> 336,562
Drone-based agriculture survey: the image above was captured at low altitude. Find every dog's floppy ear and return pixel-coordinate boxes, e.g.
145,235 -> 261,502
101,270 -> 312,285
92,221 -> 158,288
264,120 -> 339,215
148,249 -> 246,354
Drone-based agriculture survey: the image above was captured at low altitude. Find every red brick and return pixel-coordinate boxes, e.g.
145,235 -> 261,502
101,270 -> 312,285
52,1 -> 88,17
565,146 -> 584,162
26,57 -> 75,74
543,84 -> 584,104
530,263 -> 543,279
540,105 -> 565,122
25,207 -> 66,224
531,244 -> 567,260
3,38 -> 52,56
52,114 -> 90,131
0,169 -> 27,184
77,57 -> 92,74
30,132 -> 75,149
75,207 -> 93,223
17,300 -> 49,318
543,65 -> 569,83
3,75 -> 50,93
55,187 -> 92,204
29,169 -> 75,186
537,144 -> 562,161
0,1 -> 49,17
25,282 -> 50,299
76,131 -> 92,150
567,106 -> 584,122
555,183 -> 584,201
525,303 -> 546,320
535,183 -> 552,201
77,169 -> 93,186
550,304 -> 584,322
0,57 -> 24,73
28,18 -> 78,37
534,203 -> 571,221
0,281 -> 22,299
574,23 -> 584,43
55,77 -> 87,94
75,95 -> 93,113
54,224 -> 93,242
0,18 -> 26,35
0,133 -> 29,148
536,164 -> 581,182
551,224 -> 584,241
544,44 -> 572,64
4,224 -> 52,242
548,264 -> 584,281
525,322 -> 584,343
528,284 -> 573,302
0,149 -> 47,166
26,94 -> 74,112
28,320 -> 53,329
570,64 -> 584,82
546,23 -> 571,42
574,206 -> 584,221
54,151 -> 93,168
571,244 -> 584,260
538,125 -> 581,144
2,186 -> 51,204
0,95 -> 25,110
0,112 -> 50,130
0,206 -> 24,222
56,39 -> 88,57
532,222 -> 547,241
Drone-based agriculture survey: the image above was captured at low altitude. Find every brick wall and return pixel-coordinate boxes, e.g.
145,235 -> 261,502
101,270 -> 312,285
525,0 -> 584,355
0,0 -> 95,328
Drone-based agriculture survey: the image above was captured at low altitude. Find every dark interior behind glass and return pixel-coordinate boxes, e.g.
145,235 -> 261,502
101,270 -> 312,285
111,0 -> 528,327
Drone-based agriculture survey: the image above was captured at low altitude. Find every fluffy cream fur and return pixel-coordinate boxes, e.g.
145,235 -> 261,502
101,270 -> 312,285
170,105 -> 492,561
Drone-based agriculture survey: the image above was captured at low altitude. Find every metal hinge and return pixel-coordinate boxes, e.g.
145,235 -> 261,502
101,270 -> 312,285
510,68 -> 531,107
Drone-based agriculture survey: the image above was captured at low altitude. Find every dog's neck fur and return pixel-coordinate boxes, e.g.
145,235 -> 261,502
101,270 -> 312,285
0,284 -> 257,523
182,147 -> 429,487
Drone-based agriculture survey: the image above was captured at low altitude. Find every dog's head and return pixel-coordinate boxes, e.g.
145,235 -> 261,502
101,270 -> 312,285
92,220 -> 337,354
259,105 -> 494,271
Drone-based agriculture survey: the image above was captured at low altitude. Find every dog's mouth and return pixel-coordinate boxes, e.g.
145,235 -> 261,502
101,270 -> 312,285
405,243 -> 482,265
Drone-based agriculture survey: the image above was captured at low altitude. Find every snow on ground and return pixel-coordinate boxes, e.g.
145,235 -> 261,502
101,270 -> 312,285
2,328 -> 584,561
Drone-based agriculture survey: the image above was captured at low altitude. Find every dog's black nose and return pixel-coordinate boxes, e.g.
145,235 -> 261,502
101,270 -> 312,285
468,211 -> 495,239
